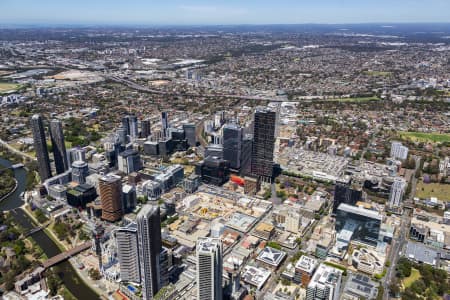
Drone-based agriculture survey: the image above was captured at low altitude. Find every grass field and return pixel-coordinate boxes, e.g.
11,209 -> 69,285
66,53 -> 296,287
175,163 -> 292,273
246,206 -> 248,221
415,182 -> 450,201
327,96 -> 381,102
363,71 -> 392,76
0,82 -> 21,93
399,131 -> 450,144
403,268 -> 421,288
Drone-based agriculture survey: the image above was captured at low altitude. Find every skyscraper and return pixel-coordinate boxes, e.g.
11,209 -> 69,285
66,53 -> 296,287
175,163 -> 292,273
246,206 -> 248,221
137,205 -> 163,300
183,123 -> 196,147
99,174 -> 123,222
116,223 -> 141,283
196,237 -> 223,300
390,141 -> 409,160
306,263 -> 343,300
161,112 -> 169,138
31,114 -> 52,181
129,115 -> 139,139
240,134 -> 253,176
332,177 -> 363,213
223,124 -> 242,170
251,107 -> 276,181
122,116 -> 130,137
49,120 -> 69,174
141,118 -> 151,139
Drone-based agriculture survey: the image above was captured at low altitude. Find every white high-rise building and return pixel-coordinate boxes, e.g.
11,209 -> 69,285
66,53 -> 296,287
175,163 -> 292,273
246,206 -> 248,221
389,177 -> 407,207
306,263 -> 343,300
115,224 -> 140,283
286,211 -> 301,233
390,141 -> 409,160
196,237 -> 223,300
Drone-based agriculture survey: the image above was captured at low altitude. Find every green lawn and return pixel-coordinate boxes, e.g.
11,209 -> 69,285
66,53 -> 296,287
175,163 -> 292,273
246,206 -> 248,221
399,131 -> 450,144
402,268 -> 421,289
327,96 -> 381,103
0,82 -> 21,94
415,182 -> 450,201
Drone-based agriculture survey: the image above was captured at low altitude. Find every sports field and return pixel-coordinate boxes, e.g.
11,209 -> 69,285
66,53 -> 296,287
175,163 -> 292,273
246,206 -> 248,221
0,82 -> 20,93
399,131 -> 450,144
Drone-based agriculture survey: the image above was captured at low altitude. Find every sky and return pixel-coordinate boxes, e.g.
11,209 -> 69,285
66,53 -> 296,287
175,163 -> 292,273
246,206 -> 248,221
0,0 -> 449,26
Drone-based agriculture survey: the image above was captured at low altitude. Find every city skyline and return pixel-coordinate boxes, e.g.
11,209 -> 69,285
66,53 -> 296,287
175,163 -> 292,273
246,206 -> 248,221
1,0 -> 450,26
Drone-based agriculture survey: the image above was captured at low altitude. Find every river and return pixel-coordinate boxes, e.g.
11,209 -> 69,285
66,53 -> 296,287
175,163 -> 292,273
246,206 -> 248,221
0,158 -> 99,299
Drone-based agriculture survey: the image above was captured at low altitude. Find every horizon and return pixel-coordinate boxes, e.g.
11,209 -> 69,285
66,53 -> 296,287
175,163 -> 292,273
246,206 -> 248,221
1,0 -> 450,26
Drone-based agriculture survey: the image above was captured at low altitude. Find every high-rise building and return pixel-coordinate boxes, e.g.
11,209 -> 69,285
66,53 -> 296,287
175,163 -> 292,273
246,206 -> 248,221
122,184 -> 137,213
390,141 -> 409,160
31,114 -> 52,181
67,147 -> 86,164
389,177 -> 406,207
118,149 -> 142,174
251,107 -> 276,181
49,120 -> 69,174
161,112 -> 169,138
183,123 -> 196,147
240,134 -> 253,176
196,156 -> 230,186
99,174 -> 123,222
129,115 -> 138,139
333,177 -> 363,213
122,116 -> 130,137
137,205 -> 163,300
116,223 -> 140,283
294,255 -> 318,286
141,118 -> 151,139
116,127 -> 127,145
71,160 -> 89,184
223,124 -> 242,170
196,237 -> 223,300
306,263 -> 343,300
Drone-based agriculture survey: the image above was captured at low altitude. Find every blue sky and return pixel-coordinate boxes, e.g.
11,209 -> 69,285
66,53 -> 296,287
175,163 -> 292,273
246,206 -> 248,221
0,0 -> 449,25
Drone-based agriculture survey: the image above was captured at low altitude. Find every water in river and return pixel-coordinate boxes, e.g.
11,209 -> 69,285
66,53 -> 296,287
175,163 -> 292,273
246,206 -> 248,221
0,158 -> 100,299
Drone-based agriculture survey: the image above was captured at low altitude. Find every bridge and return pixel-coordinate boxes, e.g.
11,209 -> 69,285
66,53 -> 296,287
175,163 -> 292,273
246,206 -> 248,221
42,241 -> 92,269
24,222 -> 50,237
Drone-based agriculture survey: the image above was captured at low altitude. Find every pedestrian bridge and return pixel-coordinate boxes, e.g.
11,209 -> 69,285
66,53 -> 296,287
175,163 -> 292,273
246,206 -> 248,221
42,241 -> 92,269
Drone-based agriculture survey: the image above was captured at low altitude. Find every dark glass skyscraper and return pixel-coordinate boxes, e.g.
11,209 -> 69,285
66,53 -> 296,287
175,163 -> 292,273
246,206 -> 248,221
137,205 -> 163,300
333,178 -> 363,213
141,118 -> 151,139
31,114 -> 52,181
161,112 -> 169,138
223,124 -> 242,170
49,119 -> 69,174
251,107 -> 276,180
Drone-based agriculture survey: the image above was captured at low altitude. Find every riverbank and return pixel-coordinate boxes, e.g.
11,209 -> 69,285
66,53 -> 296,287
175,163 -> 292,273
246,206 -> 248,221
0,177 -> 18,202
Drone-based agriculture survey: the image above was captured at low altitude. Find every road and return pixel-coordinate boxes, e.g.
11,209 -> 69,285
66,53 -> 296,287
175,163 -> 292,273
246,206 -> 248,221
0,138 -> 36,161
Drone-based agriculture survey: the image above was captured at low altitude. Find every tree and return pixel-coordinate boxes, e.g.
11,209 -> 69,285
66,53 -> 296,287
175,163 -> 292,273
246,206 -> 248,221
389,279 -> 401,298
88,268 -> 101,280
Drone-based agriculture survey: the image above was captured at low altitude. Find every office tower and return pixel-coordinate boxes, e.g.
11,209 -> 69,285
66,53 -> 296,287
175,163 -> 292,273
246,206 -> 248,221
71,160 -> 89,184
129,115 -> 138,139
223,124 -> 242,170
196,156 -> 230,186
31,114 -> 52,181
332,177 -> 363,213
141,118 -> 151,139
122,184 -> 137,213
389,177 -> 406,207
251,107 -> 276,181
122,116 -> 130,136
390,141 -> 409,160
196,237 -> 223,300
99,174 -> 123,222
116,127 -> 127,145
335,203 -> 382,247
137,205 -> 163,300
183,123 -> 196,147
205,144 -> 224,159
49,120 -> 69,174
118,149 -> 142,174
306,263 -> 343,300
67,147 -> 86,164
240,134 -> 253,176
161,112 -> 169,138
116,223 -> 140,283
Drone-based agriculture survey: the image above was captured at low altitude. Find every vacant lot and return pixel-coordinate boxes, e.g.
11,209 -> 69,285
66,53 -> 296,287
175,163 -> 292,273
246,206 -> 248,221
415,182 -> 450,201
399,131 -> 450,144
0,82 -> 20,93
